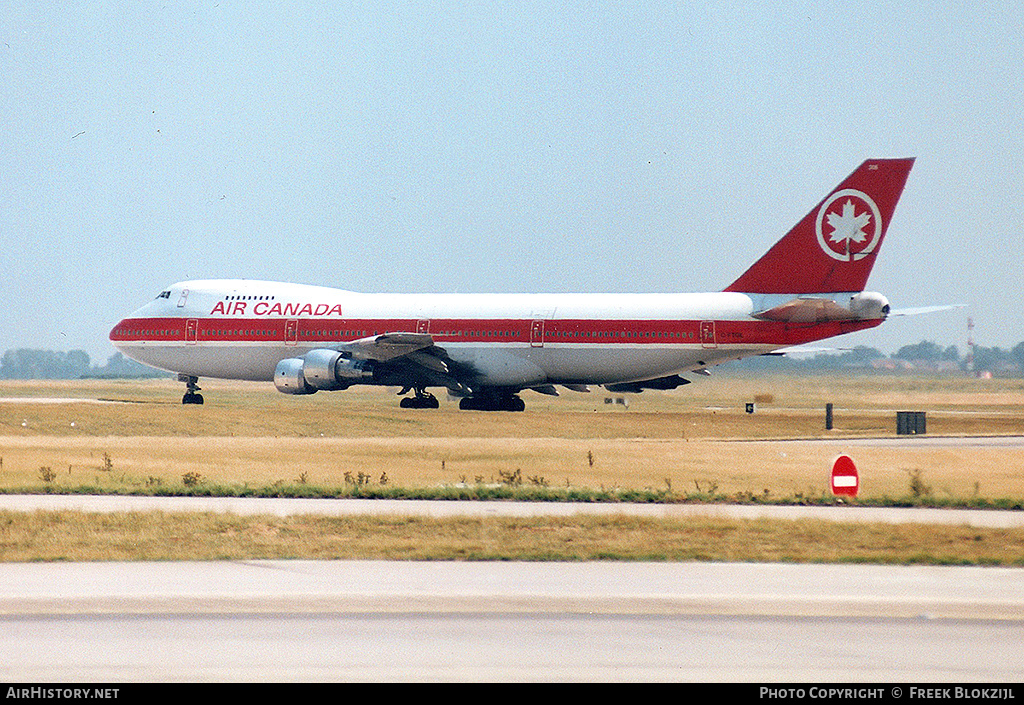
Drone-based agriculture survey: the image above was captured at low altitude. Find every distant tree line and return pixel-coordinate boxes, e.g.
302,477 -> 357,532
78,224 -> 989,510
735,340 -> 1024,375
0,349 -> 167,379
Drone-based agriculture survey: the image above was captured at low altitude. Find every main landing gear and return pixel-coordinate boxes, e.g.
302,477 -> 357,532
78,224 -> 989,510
178,374 -> 204,405
396,385 -> 525,411
459,393 -> 525,412
399,388 -> 440,409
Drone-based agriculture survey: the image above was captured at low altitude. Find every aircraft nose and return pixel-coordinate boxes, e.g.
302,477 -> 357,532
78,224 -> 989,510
109,309 -> 146,349
109,319 -> 128,348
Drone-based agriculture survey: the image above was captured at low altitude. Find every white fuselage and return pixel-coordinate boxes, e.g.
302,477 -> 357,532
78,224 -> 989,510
110,279 -> 882,390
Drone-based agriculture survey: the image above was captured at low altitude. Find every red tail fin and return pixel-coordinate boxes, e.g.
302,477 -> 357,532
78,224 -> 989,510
724,158 -> 914,294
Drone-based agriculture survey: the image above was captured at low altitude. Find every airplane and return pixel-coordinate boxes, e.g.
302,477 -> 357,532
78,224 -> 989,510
110,158 -> 915,410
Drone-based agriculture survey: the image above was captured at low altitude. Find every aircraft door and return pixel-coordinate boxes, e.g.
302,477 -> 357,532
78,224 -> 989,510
530,319 -> 545,348
185,319 -> 198,345
700,320 -> 717,349
417,319 -> 430,334
285,320 -> 298,346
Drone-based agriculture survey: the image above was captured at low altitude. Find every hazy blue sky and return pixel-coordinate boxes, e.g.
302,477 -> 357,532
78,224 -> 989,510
2,1 -> 1021,363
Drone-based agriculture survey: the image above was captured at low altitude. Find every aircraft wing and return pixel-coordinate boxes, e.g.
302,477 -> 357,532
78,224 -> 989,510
341,332 -> 436,362
605,374 -> 692,393
340,333 -> 473,394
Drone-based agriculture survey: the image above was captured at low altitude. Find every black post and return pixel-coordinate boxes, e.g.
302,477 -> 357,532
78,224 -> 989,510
825,403 -> 833,430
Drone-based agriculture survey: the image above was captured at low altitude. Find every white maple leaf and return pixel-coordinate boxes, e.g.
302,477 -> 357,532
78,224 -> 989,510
826,199 -> 872,248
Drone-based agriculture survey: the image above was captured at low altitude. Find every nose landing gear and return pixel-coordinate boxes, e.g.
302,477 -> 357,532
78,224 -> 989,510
178,374 -> 204,405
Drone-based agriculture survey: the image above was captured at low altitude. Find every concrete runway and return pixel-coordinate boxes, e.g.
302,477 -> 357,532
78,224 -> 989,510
2,560 -> 1024,681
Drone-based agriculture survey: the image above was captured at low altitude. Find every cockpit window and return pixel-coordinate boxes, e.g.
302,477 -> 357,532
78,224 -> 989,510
157,291 -> 171,299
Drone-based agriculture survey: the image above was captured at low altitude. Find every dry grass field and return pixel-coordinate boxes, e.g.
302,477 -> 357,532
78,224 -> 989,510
3,511 -> 1023,564
1,373 -> 1022,501
2,373 -> 1023,563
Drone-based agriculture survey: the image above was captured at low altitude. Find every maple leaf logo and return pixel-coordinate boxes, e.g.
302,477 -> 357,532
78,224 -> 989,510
815,190 -> 882,262
826,200 -> 872,251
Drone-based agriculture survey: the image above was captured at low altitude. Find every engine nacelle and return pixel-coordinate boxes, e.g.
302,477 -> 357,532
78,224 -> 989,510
274,349 -> 374,395
301,349 -> 346,390
848,291 -> 890,320
274,357 -> 317,395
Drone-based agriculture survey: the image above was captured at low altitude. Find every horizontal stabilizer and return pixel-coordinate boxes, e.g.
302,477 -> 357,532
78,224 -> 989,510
888,304 -> 964,317
764,345 -> 850,356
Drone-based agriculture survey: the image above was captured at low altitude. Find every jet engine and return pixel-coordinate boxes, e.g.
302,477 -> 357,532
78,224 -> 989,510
274,349 -> 374,395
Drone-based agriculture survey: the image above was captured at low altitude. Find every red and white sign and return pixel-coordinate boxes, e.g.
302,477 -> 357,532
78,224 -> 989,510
830,455 -> 859,497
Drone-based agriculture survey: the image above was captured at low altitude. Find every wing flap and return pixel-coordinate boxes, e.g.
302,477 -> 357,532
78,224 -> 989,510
605,375 -> 691,393
340,332 -> 474,395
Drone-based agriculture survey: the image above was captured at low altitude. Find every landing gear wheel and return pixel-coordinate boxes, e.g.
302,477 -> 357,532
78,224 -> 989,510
179,375 -> 203,405
459,394 -> 525,412
400,391 -> 439,409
